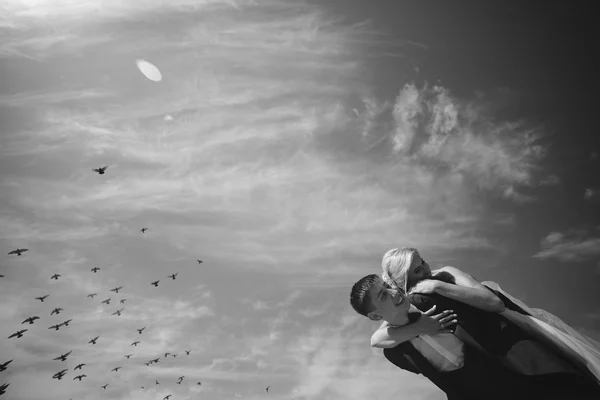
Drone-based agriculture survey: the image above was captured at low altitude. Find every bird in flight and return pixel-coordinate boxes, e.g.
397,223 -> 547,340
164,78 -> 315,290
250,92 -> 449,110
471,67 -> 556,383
101,298 -> 112,304
8,329 -> 27,339
87,293 -> 97,299
0,274 -> 4,278
50,307 -> 63,315
91,267 -> 100,273
151,280 -> 159,287
124,354 -> 133,359
120,298 -> 127,304
141,228 -> 148,233
137,326 -> 146,334
73,374 -> 87,381
22,316 -> 39,324
171,353 -> 177,358
185,349 -> 191,355
50,274 -> 61,280
167,273 -> 178,280
110,286 -> 123,293
164,353 -> 171,358
53,351 -> 72,362
74,363 -> 85,370
131,341 -> 140,346
266,386 -> 270,393
35,295 -> 49,302
197,260 -> 203,264
93,166 -> 108,175
101,384 -> 109,389
111,367 -> 122,372
150,358 -> 160,364
197,381 -> 202,385
0,383 -> 8,395
49,324 -> 61,331
89,336 -> 99,345
59,319 -> 72,327
163,395 -> 172,400
8,248 -> 28,256
52,369 -> 68,380
111,308 -> 124,316
0,360 -> 13,372
155,380 -> 160,385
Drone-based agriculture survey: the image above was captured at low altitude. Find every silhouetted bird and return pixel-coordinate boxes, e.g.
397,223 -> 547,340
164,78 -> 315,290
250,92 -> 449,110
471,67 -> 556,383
101,298 -> 111,305
22,316 -> 39,324
8,249 -> 28,256
111,308 -> 124,316
0,360 -> 13,372
164,353 -> 171,358
87,293 -> 97,298
0,383 -> 8,395
91,267 -> 100,273
141,228 -> 148,233
53,351 -> 72,362
156,380 -> 160,385
137,327 -> 146,334
197,381 -> 202,385
120,299 -> 126,304
266,386 -> 270,393
35,295 -> 49,302
52,369 -> 68,380
93,166 -> 108,175
167,273 -> 178,280
171,354 -> 177,358
151,280 -> 159,287
197,260 -> 203,264
111,367 -> 121,372
185,350 -> 191,355
73,374 -> 86,381
0,274 -> 4,278
89,336 -> 99,345
131,341 -> 140,347
50,274 -> 61,280
74,364 -> 85,370
59,319 -> 72,327
50,308 -> 63,315
151,358 -> 160,364
8,330 -> 27,339
49,324 -> 61,331
163,395 -> 172,400
124,354 -> 133,359
110,286 -> 123,293
101,384 -> 109,389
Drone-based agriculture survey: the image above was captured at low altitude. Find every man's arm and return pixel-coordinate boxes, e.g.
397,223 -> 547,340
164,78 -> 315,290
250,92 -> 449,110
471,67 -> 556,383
433,267 -> 505,313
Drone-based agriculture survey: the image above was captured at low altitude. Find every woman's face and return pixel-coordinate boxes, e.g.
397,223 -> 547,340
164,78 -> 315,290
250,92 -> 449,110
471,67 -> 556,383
406,253 -> 431,289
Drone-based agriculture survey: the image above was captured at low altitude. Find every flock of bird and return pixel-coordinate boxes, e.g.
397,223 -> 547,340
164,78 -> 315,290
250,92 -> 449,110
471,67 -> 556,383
2,208 -> 274,398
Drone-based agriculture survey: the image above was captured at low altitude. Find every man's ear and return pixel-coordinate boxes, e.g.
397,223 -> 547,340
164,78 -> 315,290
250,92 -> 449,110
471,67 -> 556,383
367,311 -> 382,321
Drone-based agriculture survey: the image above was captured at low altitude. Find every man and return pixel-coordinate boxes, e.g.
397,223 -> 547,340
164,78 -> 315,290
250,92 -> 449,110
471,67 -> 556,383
349,274 -> 600,400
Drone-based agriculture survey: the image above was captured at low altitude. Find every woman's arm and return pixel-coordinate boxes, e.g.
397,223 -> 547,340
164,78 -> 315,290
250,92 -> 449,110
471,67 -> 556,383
371,321 -> 425,348
433,266 -> 505,313
371,307 -> 458,348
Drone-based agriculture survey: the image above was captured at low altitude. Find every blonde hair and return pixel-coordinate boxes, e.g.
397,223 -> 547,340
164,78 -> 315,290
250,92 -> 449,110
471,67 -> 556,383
381,247 -> 419,295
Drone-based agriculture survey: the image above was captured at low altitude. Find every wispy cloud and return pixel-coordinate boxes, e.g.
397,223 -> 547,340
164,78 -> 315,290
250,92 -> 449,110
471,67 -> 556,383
532,227 -> 600,262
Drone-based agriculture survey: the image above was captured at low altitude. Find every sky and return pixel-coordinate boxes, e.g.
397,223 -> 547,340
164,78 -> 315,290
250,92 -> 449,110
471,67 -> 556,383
1,0 -> 599,399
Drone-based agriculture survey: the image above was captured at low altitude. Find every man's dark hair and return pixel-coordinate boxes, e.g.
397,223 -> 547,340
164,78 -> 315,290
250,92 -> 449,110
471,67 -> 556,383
349,274 -> 382,317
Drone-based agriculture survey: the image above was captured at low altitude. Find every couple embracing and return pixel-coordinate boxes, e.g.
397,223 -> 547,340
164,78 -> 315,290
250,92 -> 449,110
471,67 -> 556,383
350,247 -> 600,399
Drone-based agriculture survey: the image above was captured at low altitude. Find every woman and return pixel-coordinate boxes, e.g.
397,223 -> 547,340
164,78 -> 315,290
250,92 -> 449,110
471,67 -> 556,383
372,247 -> 600,390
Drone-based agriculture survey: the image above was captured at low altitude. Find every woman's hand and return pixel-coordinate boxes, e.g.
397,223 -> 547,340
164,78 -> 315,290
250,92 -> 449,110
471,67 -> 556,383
416,305 -> 458,335
410,279 -> 439,295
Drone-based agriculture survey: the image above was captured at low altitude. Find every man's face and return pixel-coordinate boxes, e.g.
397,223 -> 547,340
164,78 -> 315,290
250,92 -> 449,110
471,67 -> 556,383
368,281 -> 410,323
